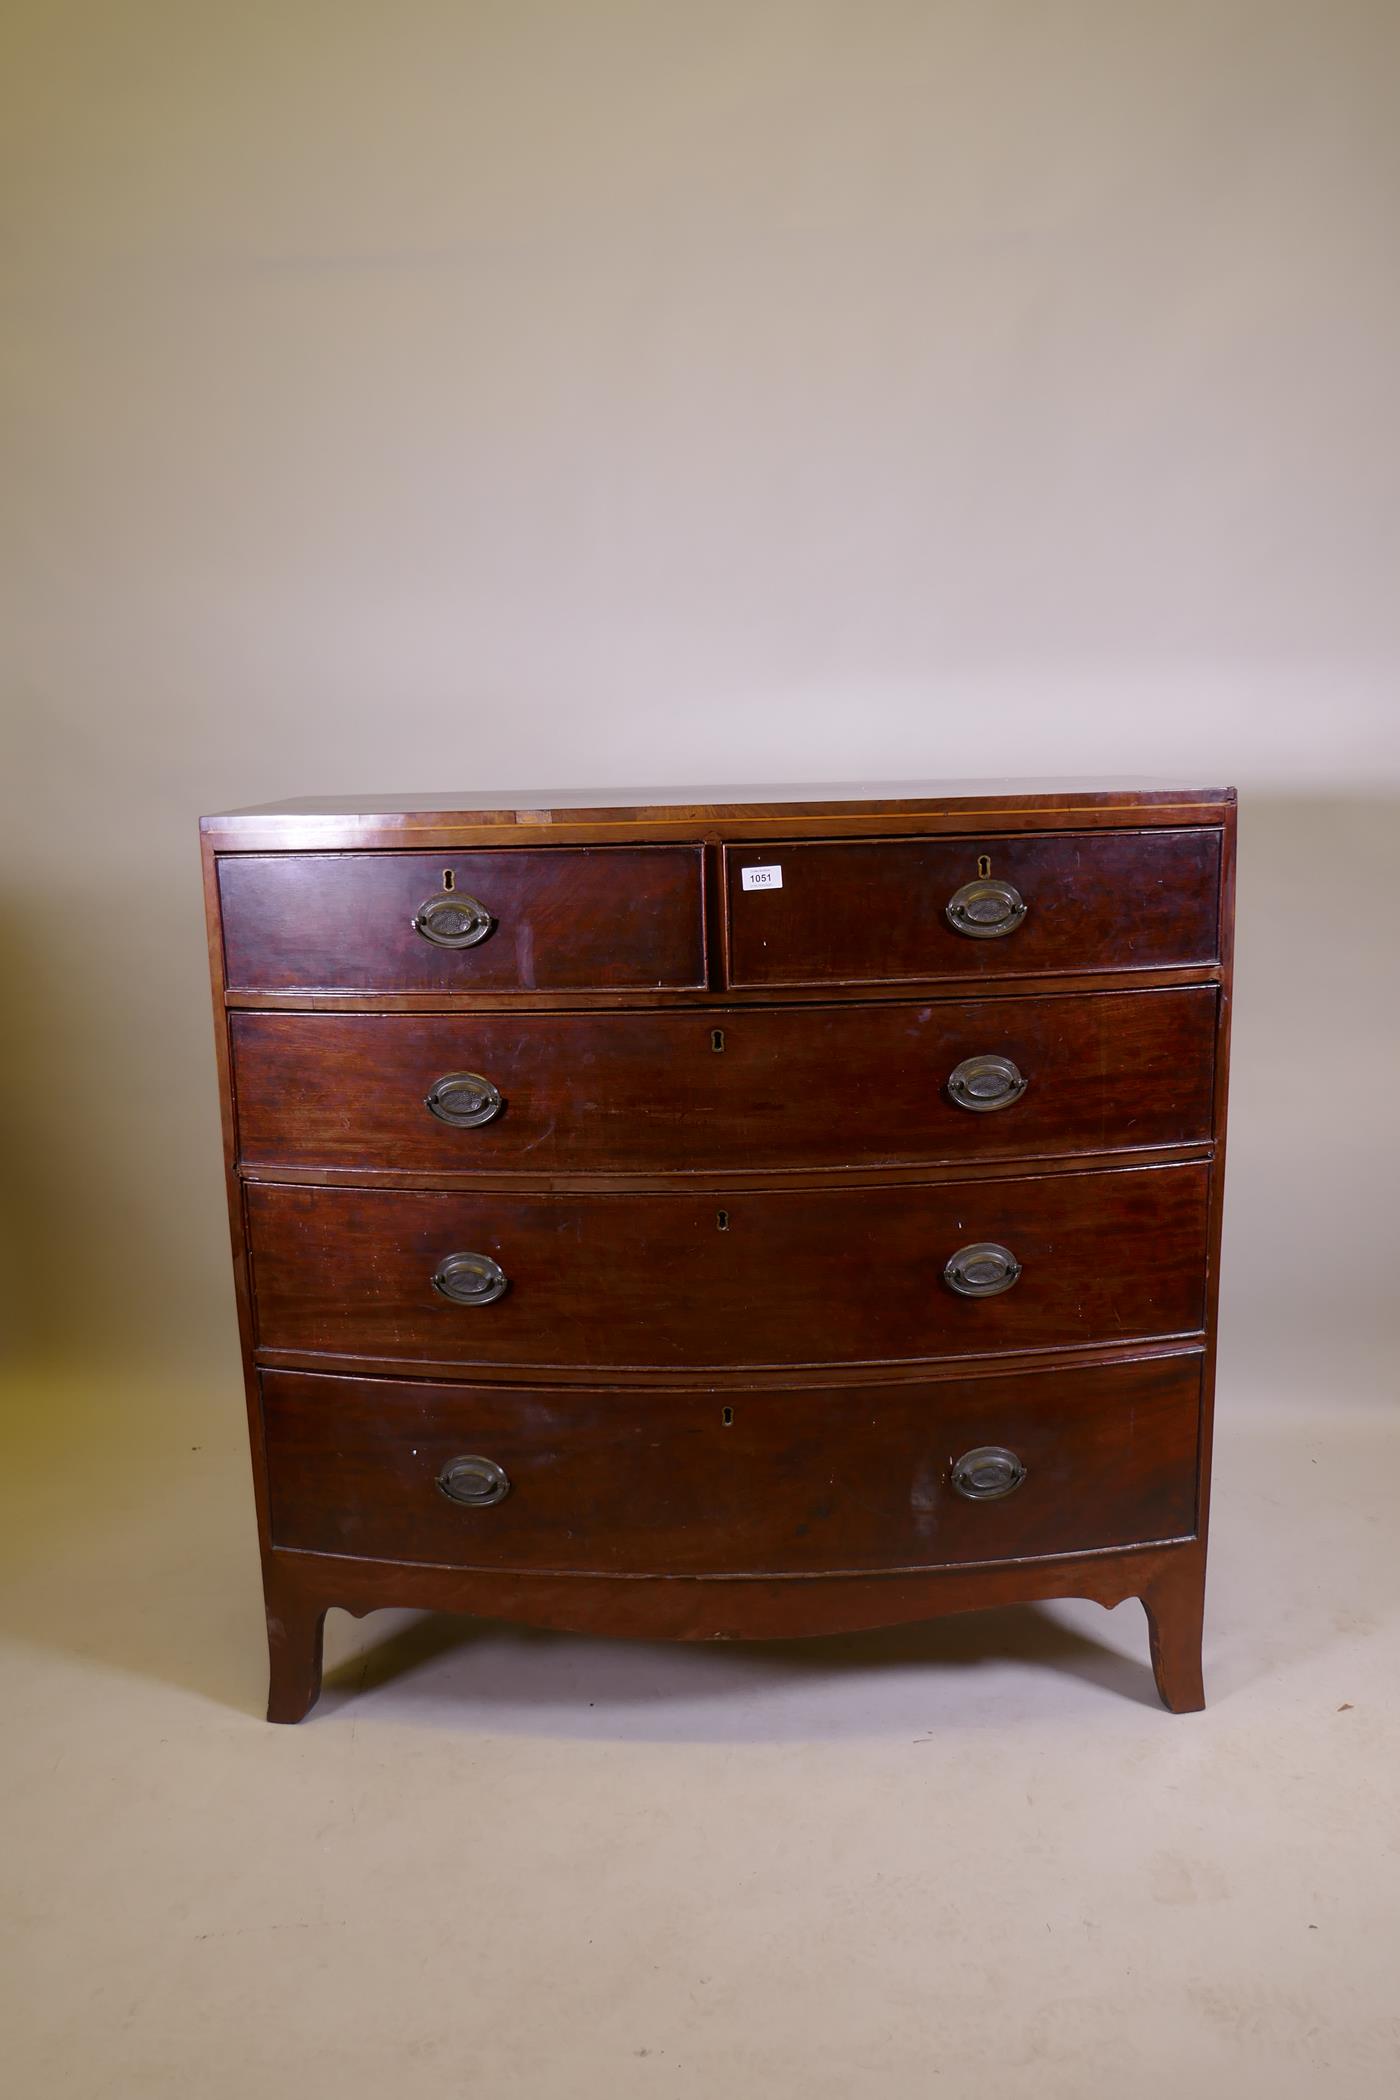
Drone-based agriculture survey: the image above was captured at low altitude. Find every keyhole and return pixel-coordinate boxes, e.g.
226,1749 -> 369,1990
977,854 -> 991,879
721,1406 -> 734,1427
442,869 -> 455,891
716,1210 -> 729,1231
711,1028 -> 725,1052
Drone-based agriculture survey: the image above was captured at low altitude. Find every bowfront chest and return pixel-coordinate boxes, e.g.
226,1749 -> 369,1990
201,782 -> 1235,1721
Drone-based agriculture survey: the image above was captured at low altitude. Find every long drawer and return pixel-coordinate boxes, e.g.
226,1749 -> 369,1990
218,846 -> 707,993
231,988 -> 1217,1177
246,1164 -> 1210,1372
725,828 -> 1221,986
261,1354 -> 1203,1573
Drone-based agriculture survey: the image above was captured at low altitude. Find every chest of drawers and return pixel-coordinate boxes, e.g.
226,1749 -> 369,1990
201,781 -> 1235,1722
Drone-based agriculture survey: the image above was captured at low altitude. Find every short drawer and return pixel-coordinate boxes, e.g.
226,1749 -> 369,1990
725,829 -> 1222,987
246,1163 -> 1210,1373
218,846 -> 707,994
262,1354 -> 1202,1573
231,988 -> 1217,1177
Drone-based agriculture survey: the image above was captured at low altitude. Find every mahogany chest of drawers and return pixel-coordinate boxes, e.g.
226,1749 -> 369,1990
201,782 -> 1235,1722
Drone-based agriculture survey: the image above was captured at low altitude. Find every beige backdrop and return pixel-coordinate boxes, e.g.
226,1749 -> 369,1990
4,0 -> 1399,1404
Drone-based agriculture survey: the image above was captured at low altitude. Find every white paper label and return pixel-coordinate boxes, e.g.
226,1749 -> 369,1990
741,864 -> 783,891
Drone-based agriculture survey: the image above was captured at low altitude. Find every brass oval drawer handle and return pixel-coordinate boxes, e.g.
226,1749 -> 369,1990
943,1241 -> 1022,1297
425,1071 -> 504,1128
413,891 -> 493,948
431,1251 -> 509,1306
437,1454 -> 511,1507
951,1446 -> 1026,1501
947,1053 -> 1027,1112
945,877 -> 1027,939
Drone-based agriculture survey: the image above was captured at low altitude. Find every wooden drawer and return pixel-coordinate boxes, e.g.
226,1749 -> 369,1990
724,829 -> 1221,987
232,989 -> 1217,1178
246,1163 -> 1209,1372
261,1354 -> 1202,1573
218,846 -> 706,993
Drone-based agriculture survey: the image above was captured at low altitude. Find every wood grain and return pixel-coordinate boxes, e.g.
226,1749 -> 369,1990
261,1353 -> 1202,1575
244,1163 -> 1210,1373
230,988 -> 1217,1180
201,781 -> 1236,854
726,829 -> 1221,986
219,845 -> 707,993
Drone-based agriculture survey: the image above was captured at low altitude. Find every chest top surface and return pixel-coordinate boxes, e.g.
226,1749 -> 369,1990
201,779 -> 1236,850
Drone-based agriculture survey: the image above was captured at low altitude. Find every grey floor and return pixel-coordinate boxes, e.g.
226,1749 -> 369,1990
5,1357 -> 1398,2098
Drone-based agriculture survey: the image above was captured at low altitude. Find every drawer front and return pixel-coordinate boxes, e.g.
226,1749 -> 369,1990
262,1354 -> 1202,1574
219,846 -> 706,993
246,1164 -> 1209,1371
725,829 -> 1221,986
232,989 -> 1217,1176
